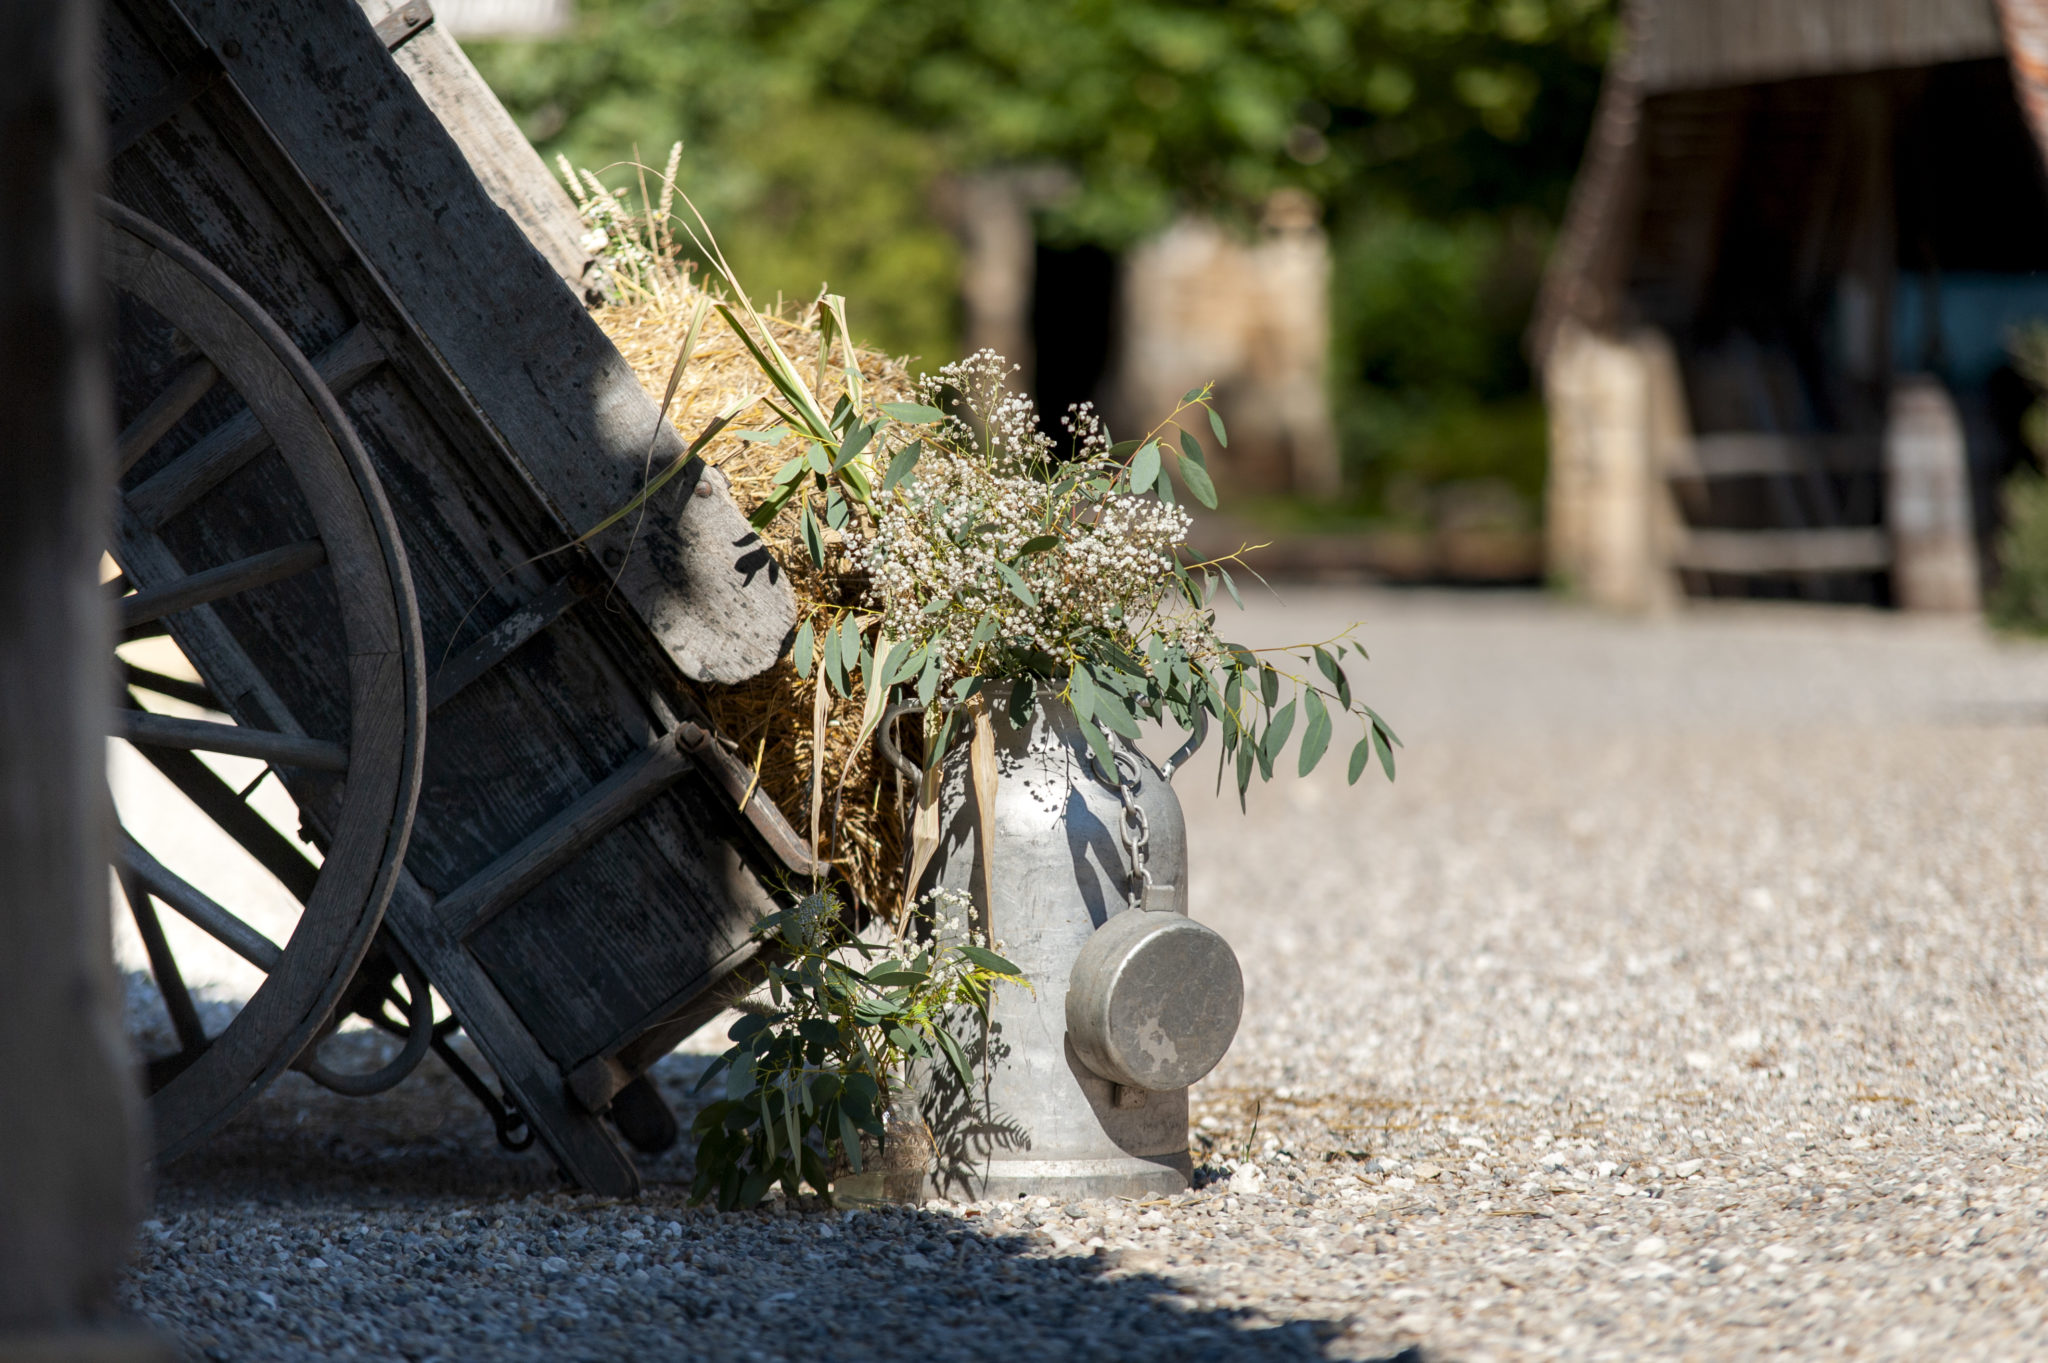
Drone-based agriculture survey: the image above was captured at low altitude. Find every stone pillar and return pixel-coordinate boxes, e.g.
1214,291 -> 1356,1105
1885,374 -> 1981,611
0,0 -> 151,1346
1542,320 -> 1685,610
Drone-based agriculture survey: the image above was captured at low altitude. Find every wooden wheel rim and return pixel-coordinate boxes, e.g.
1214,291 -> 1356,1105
103,200 -> 426,1163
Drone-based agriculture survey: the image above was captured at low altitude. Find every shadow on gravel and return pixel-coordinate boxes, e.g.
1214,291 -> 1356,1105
142,1075 -> 1428,1363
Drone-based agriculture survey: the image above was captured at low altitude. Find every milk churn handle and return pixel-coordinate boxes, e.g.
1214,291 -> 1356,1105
875,701 -> 925,781
1159,707 -> 1209,784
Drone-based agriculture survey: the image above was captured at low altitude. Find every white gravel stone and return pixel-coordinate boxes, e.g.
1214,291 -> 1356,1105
116,589 -> 2048,1360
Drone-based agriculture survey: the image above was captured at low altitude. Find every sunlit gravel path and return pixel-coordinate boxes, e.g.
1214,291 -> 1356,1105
121,589 -> 2048,1361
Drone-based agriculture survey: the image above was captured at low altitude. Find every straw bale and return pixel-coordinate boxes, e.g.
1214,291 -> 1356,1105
593,276 -> 921,914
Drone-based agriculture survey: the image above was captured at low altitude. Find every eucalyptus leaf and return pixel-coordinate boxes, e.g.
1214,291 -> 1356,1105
935,1025 -> 975,1092
1178,457 -> 1218,508
792,618 -> 815,679
799,502 -> 826,569
1217,565 -> 1244,609
1347,735 -> 1371,784
822,611 -> 846,695
838,1107 -> 863,1171
1261,698 -> 1297,769
958,944 -> 1022,976
1313,644 -> 1352,709
1007,674 -> 1035,727
1299,689 -> 1332,776
881,439 -> 922,492
832,420 -> 875,471
1208,407 -> 1229,448
1078,713 -> 1120,783
993,561 -> 1037,608
1129,441 -> 1161,494
1067,664 -> 1098,723
1094,693 -> 1141,741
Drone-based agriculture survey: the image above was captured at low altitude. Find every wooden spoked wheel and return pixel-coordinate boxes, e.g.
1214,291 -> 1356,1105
102,200 -> 426,1164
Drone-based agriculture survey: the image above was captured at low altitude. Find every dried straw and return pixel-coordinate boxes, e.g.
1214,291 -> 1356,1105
593,269 -> 922,914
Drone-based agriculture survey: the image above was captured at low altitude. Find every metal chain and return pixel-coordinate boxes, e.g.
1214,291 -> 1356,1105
1113,750 -> 1154,911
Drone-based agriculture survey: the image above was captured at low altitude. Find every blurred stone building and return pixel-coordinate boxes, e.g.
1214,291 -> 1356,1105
1113,191 -> 1341,497
1537,0 -> 2048,609
951,176 -> 1340,497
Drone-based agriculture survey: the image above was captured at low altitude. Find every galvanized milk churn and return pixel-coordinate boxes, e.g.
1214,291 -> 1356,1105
891,685 -> 1244,1200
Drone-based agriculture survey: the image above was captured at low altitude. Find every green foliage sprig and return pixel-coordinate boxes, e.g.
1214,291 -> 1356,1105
732,330 -> 1400,799
691,888 -> 1022,1210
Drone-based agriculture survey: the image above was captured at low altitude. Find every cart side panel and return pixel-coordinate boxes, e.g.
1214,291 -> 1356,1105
175,0 -> 795,684
466,794 -> 767,1067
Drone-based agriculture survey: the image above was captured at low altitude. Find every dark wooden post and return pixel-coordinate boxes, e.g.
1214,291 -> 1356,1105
0,0 -> 150,1342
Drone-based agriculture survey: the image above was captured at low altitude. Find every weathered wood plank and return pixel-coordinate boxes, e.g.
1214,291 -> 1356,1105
380,871 -> 642,1195
106,56 -> 220,159
1673,527 -> 1891,574
466,801 -> 770,1066
425,574 -> 583,711
445,727 -> 696,938
357,0 -> 595,293
180,0 -> 793,683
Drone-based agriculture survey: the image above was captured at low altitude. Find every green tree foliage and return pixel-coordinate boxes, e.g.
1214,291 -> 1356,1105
1329,209 -> 1552,511
471,0 -> 1613,488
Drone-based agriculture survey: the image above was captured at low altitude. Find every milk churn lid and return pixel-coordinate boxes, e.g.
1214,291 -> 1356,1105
1066,910 -> 1243,1092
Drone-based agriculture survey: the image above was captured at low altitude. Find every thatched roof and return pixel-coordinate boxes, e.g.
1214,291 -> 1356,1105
1636,0 -> 2002,92
1533,0 -> 2048,362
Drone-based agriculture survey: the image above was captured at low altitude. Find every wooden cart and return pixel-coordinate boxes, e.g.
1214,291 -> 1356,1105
102,0 -> 814,1196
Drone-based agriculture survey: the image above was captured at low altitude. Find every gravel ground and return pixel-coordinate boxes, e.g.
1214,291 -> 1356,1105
118,588 -> 2048,1361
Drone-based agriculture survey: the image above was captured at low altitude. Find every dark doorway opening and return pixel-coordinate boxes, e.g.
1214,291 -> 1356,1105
1029,240 -> 1118,448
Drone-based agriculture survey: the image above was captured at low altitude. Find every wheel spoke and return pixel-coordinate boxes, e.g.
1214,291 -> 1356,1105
117,865 -> 210,1056
116,709 -> 348,773
119,539 -> 325,630
121,663 -> 216,711
117,829 -> 283,973
117,356 -> 220,475
123,730 -> 319,901
126,325 -> 385,527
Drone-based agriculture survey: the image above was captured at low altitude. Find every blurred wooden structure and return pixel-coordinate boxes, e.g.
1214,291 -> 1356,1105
1537,0 -> 2048,609
0,0 -> 152,1350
